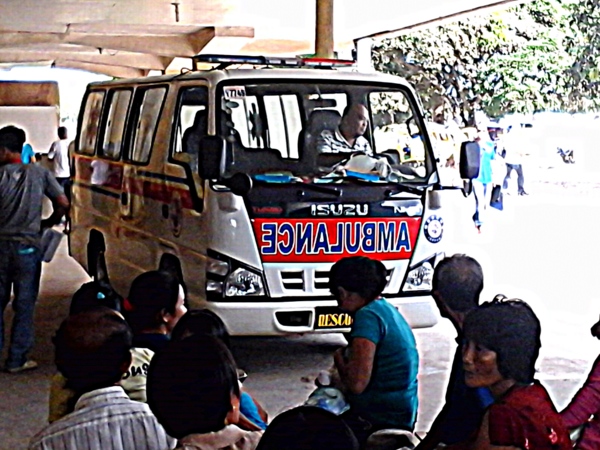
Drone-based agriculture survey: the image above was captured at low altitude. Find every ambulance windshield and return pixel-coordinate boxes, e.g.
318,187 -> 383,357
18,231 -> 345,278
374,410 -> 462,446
216,81 -> 434,185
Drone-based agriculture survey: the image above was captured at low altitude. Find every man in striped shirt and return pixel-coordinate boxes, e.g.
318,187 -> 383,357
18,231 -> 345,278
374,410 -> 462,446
317,104 -> 373,155
28,308 -> 175,450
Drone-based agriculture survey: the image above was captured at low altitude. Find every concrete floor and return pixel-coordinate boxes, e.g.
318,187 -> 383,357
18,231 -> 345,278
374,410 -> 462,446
1,163 -> 598,449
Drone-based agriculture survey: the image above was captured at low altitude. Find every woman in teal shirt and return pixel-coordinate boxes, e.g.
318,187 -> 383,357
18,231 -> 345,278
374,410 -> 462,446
330,256 -> 419,445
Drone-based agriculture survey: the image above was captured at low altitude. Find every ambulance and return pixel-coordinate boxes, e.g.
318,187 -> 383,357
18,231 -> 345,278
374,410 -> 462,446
69,55 -> 478,335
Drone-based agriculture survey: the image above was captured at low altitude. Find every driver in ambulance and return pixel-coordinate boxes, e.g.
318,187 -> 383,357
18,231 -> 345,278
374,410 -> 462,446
317,103 -> 373,155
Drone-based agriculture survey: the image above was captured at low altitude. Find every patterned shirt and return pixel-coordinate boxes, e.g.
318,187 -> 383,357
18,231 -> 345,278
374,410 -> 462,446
317,128 -> 372,155
29,386 -> 175,450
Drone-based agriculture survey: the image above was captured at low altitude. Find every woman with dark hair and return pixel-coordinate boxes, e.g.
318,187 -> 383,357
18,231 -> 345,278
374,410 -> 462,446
328,256 -> 419,445
171,309 -> 269,430
147,335 -> 262,450
124,270 -> 187,352
447,298 -> 571,449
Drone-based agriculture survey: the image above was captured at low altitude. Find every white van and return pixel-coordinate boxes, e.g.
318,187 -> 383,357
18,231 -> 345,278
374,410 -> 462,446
69,55 -> 478,335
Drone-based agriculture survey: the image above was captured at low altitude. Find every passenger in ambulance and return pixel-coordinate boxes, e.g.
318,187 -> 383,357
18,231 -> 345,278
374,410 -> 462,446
317,104 -> 373,155
327,256 -> 419,446
182,109 -> 208,172
171,309 -> 269,431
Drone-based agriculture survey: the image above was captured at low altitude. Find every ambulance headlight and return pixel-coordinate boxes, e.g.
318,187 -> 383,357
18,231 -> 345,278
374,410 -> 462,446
403,259 -> 434,292
225,268 -> 265,296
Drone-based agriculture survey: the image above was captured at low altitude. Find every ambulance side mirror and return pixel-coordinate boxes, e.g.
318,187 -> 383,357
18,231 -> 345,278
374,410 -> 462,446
460,141 -> 481,180
198,136 -> 227,180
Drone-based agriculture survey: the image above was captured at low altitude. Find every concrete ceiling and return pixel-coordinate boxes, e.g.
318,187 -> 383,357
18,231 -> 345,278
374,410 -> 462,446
0,0 -> 524,78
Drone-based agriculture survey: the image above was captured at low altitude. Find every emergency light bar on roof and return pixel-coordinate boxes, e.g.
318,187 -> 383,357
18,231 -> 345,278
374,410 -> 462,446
193,54 -> 356,70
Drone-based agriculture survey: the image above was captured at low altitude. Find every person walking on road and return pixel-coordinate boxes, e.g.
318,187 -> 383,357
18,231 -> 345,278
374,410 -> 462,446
472,128 -> 496,233
0,125 -> 69,373
501,125 -> 528,196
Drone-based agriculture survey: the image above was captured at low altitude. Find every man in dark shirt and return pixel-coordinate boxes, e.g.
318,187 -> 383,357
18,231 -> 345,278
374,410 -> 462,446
0,125 -> 69,372
415,254 -> 494,449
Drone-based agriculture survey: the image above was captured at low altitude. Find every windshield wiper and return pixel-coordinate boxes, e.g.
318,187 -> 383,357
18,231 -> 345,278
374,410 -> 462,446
385,183 -> 430,197
296,183 -> 342,198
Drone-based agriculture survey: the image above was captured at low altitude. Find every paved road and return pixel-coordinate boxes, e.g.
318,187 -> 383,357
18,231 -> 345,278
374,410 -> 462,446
1,164 -> 597,449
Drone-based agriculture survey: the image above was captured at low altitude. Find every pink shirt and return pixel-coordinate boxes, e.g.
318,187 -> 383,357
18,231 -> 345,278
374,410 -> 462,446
561,355 -> 600,450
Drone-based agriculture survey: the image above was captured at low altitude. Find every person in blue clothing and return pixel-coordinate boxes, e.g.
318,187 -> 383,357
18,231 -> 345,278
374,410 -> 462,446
21,142 -> 36,164
414,254 -> 494,449
472,128 -> 496,233
329,256 -> 419,446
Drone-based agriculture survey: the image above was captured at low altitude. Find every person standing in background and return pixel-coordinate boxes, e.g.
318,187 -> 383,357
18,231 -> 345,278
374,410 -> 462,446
502,125 -> 528,196
472,127 -> 496,233
48,127 -> 71,225
48,127 -> 71,193
21,141 -> 36,164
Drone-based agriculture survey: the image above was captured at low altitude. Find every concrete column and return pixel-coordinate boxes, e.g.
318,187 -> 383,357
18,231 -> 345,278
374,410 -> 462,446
315,0 -> 334,58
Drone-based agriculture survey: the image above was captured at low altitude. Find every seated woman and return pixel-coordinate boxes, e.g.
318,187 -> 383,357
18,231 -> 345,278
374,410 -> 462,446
446,298 -> 571,449
124,270 -> 187,352
147,334 -> 263,450
328,256 -> 419,445
171,309 -> 269,430
256,405 -> 358,450
560,317 -> 600,450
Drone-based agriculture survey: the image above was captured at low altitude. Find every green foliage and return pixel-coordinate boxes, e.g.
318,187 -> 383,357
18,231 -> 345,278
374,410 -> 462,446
372,0 -> 575,125
563,0 -> 600,110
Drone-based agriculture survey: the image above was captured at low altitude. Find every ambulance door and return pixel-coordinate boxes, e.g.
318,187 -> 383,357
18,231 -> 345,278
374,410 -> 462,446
93,88 -> 131,282
120,85 -> 168,271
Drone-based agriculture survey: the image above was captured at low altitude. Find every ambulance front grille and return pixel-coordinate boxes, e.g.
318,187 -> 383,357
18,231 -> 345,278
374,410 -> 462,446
274,266 -> 395,296
280,271 -> 304,290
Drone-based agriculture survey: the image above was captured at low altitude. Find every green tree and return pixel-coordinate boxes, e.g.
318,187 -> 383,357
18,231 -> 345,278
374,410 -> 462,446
563,0 -> 600,110
373,0 -> 571,125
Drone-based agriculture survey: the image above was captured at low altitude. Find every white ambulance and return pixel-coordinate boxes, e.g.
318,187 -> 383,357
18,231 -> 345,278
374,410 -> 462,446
69,55 -> 478,335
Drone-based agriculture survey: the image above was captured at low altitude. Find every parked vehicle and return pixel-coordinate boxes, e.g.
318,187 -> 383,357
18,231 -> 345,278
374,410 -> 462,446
69,55 -> 479,335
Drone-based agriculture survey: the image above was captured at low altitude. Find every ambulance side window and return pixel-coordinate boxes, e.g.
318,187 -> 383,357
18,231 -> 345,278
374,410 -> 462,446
173,86 -> 208,170
78,91 -> 105,155
100,89 -> 132,160
171,85 -> 209,210
128,87 -> 167,164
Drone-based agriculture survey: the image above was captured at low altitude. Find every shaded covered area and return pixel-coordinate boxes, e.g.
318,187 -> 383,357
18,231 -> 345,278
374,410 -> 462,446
0,0 -> 524,77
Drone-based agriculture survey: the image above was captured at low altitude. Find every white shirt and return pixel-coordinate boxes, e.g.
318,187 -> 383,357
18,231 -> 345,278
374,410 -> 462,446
48,138 -> 71,178
29,386 -> 175,450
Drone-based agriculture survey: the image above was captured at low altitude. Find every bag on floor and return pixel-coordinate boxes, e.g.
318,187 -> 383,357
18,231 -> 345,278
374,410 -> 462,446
490,185 -> 503,211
